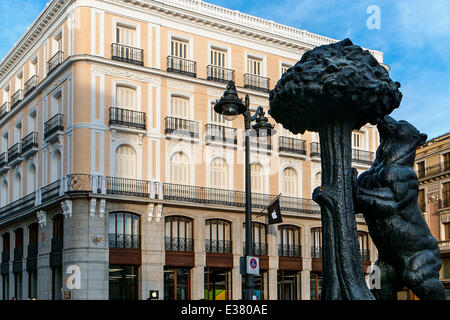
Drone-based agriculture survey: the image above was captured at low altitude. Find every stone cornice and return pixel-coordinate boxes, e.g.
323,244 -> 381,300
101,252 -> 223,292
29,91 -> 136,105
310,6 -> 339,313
0,0 -> 73,81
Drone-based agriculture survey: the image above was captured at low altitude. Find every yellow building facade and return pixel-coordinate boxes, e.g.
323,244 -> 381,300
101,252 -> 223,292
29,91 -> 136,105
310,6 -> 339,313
415,132 -> 450,297
0,0 -> 381,300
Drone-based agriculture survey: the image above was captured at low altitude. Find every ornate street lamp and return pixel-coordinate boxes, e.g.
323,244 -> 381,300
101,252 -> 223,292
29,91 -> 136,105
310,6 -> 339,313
214,80 -> 276,300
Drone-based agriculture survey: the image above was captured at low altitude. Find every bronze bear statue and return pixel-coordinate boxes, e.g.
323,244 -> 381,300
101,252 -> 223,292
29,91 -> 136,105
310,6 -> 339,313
354,116 -> 446,300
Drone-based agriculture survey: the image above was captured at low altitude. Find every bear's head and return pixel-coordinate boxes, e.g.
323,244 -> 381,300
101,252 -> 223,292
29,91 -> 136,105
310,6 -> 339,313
375,116 -> 427,167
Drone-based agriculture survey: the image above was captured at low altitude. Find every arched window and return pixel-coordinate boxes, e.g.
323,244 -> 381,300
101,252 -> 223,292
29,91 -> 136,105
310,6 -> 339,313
13,172 -> 22,201
243,222 -> 268,256
358,231 -> 370,261
171,95 -> 190,119
278,225 -> 301,257
210,158 -> 228,189
250,163 -> 263,194
315,172 -> 321,189
27,164 -> 37,195
115,145 -> 137,179
311,227 -> 322,258
170,152 -> 189,185
116,85 -> 137,110
1,180 -> 9,207
108,212 -> 140,249
164,216 -> 193,252
50,150 -> 62,183
205,219 -> 231,254
282,168 -> 297,197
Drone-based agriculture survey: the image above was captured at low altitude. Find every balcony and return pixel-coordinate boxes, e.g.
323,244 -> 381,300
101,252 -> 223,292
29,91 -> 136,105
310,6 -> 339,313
10,89 -> 23,109
50,237 -> 63,268
205,239 -> 232,254
47,51 -> 64,75
352,149 -> 374,165
0,102 -> 9,120
109,107 -> 146,131
311,246 -> 322,258
243,73 -> 270,93
207,65 -> 235,83
279,136 -> 306,155
26,243 -> 38,271
105,176 -> 153,198
205,124 -> 237,145
108,233 -> 141,249
7,142 -> 22,166
1,251 -> 9,275
310,142 -> 320,157
0,152 -> 9,174
418,161 -> 450,180
165,116 -> 199,138
21,132 -> 38,157
24,75 -> 39,96
111,43 -> 144,66
243,242 -> 269,256
165,237 -> 194,252
44,113 -> 64,140
278,244 -> 301,257
167,56 -> 196,77
438,240 -> 450,252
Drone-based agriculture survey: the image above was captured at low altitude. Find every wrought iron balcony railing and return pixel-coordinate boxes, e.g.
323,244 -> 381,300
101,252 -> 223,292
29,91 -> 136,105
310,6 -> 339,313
13,247 -> 23,261
352,149 -> 374,165
310,142 -> 320,157
51,237 -> 63,252
162,183 -> 321,214
21,132 -> 38,156
24,75 -> 39,96
0,102 -> 9,120
109,107 -> 146,130
27,243 -> 38,258
165,116 -> 199,138
243,73 -> 270,93
7,142 -> 22,164
205,124 -> 237,145
417,161 -> 450,179
10,89 -> 23,108
0,152 -> 8,170
279,136 -> 306,155
44,114 -> 64,139
243,242 -> 268,256
205,239 -> 232,254
311,246 -> 322,258
47,51 -> 64,74
1,250 -> 10,263
111,43 -> 144,66
360,249 -> 371,261
278,244 -> 301,257
438,240 -> 450,251
105,176 -> 153,198
167,56 -> 196,77
165,237 -> 194,252
207,65 -> 235,83
109,233 -> 141,249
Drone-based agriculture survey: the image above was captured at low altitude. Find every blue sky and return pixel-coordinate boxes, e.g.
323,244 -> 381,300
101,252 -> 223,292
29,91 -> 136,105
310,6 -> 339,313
1,0 -> 449,139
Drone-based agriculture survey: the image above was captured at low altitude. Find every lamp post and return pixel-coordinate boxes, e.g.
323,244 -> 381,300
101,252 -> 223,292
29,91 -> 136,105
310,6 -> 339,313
214,81 -> 275,300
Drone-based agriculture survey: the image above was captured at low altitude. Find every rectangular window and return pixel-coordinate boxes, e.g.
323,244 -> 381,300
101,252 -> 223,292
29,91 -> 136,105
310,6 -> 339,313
281,63 -> 291,75
211,48 -> 226,67
116,86 -> 137,110
171,38 -> 188,59
247,57 -> 262,75
418,189 -> 425,212
116,25 -> 137,47
417,161 -> 425,178
52,267 -> 62,300
443,153 -> 450,170
171,96 -> 190,119
28,270 -> 37,299
352,132 -> 363,149
210,102 -> 228,125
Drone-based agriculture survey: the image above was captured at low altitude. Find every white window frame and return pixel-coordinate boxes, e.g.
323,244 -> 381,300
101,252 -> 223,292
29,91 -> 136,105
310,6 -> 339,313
208,42 -> 232,69
113,80 -> 141,111
168,92 -> 194,120
245,52 -> 267,77
113,18 -> 141,48
168,33 -> 193,60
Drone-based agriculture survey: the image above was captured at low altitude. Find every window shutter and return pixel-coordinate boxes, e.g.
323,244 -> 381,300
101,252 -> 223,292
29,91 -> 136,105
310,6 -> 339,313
117,86 -> 137,110
171,96 -> 190,119
117,25 -> 137,47
115,145 -> 137,179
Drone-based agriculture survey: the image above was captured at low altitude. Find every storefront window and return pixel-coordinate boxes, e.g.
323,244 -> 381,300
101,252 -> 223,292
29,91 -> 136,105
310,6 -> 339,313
277,271 -> 301,300
204,268 -> 232,300
164,267 -> 190,300
242,271 -> 268,300
109,265 -> 138,300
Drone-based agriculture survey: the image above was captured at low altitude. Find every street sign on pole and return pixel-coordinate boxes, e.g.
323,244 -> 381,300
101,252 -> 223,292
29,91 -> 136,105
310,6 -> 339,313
246,256 -> 260,275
